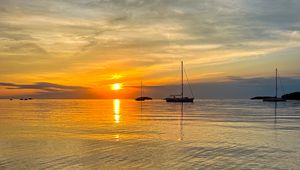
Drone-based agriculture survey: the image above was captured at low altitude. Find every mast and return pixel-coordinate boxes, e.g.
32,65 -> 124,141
141,81 -> 143,98
275,68 -> 278,98
181,61 -> 184,99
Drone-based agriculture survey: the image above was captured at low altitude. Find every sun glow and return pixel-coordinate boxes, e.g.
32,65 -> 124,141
111,74 -> 123,80
111,83 -> 122,91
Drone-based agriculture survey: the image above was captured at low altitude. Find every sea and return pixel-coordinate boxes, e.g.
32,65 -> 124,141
0,99 -> 300,169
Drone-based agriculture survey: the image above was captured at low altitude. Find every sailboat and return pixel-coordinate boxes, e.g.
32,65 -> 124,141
135,81 -> 152,101
263,68 -> 286,102
165,61 -> 194,103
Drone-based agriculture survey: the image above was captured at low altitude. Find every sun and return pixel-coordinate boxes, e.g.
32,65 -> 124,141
111,83 -> 122,91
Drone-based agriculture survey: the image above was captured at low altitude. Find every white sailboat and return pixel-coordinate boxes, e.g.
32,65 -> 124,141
135,81 -> 152,101
263,68 -> 286,102
165,61 -> 194,103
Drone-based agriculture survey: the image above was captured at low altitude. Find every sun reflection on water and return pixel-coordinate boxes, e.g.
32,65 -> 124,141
113,99 -> 120,124
114,134 -> 120,141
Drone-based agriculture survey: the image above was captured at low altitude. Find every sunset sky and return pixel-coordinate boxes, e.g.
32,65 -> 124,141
1,0 -> 300,98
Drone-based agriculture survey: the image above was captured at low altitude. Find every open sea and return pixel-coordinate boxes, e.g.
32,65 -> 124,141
0,99 -> 300,169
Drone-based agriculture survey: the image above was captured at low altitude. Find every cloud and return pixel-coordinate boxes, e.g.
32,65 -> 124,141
0,82 -> 94,99
1,0 -> 300,96
0,82 -> 88,92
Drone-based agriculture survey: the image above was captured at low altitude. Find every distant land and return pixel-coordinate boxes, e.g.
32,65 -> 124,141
282,92 -> 300,100
252,92 -> 300,100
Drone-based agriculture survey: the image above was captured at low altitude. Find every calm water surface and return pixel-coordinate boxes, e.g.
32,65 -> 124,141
0,99 -> 300,169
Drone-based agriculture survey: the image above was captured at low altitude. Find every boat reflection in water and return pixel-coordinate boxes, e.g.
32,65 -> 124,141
274,102 -> 277,124
178,103 -> 184,141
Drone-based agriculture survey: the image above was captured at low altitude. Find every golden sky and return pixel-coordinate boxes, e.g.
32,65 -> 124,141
1,0 -> 300,98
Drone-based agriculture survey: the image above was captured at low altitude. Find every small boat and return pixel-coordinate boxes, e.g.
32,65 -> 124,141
136,96 -> 152,101
263,68 -> 286,102
135,81 -> 152,101
251,96 -> 273,100
165,61 -> 194,103
165,95 -> 194,102
263,97 -> 286,102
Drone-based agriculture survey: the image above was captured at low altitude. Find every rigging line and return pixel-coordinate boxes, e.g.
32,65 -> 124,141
184,68 -> 194,98
277,72 -> 286,95
175,65 -> 181,95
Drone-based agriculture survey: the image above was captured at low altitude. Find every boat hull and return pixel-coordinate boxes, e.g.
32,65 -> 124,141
135,97 -> 152,101
165,97 -> 194,103
263,98 -> 286,102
